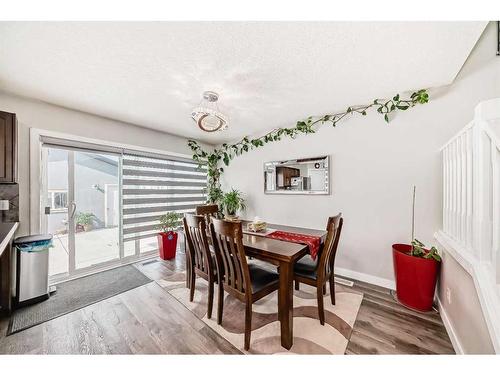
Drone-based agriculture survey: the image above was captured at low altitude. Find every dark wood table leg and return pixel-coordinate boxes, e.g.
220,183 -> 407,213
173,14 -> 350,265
278,260 -> 294,350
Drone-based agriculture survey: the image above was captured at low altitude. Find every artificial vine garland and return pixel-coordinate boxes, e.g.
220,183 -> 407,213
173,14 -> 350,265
188,89 -> 429,203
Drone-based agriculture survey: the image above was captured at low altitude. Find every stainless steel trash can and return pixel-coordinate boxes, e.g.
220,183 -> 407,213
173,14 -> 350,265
14,234 -> 53,307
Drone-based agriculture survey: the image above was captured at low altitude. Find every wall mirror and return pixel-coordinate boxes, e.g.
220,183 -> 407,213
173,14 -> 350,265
264,155 -> 330,195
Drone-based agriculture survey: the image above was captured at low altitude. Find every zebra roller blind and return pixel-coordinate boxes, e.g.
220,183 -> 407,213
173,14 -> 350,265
122,153 -> 207,242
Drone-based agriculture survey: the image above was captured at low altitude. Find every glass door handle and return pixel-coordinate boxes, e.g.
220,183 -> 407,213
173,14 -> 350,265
69,202 -> 77,219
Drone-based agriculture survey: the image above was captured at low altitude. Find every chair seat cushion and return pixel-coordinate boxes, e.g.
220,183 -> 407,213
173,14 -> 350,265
248,264 -> 279,293
294,256 -> 318,280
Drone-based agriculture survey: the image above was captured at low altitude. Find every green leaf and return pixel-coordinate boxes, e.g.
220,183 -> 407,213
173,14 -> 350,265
188,89 -> 430,194
412,239 -> 425,247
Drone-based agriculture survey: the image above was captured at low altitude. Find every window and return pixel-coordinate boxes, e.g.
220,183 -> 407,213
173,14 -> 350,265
121,153 -> 207,248
48,189 -> 68,212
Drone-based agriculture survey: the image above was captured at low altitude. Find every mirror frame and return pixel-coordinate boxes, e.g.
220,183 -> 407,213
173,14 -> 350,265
263,155 -> 330,195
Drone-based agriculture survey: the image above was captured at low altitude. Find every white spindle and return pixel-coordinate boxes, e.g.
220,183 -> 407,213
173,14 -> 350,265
453,139 -> 459,240
472,122 -> 484,259
454,137 -> 459,241
443,147 -> 450,232
466,129 -> 473,251
456,135 -> 463,244
460,133 -> 467,247
446,143 -> 452,236
491,141 -> 499,283
481,132 -> 493,266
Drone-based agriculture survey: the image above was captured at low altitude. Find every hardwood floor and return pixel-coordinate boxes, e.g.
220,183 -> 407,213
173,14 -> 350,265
0,241 -> 454,354
345,279 -> 454,354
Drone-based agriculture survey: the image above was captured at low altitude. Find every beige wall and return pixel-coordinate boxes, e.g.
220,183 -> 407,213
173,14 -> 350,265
0,92 -> 208,236
438,251 -> 495,354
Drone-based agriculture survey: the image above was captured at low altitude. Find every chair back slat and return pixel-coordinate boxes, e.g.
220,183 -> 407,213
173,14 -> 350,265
216,234 -> 231,286
183,214 -> 213,276
230,239 -> 244,291
210,218 -> 250,294
317,213 -> 343,279
220,234 -> 236,288
195,204 -> 219,224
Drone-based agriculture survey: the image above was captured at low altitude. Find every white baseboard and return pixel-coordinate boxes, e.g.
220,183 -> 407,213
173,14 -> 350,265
437,296 -> 464,354
335,266 -> 396,290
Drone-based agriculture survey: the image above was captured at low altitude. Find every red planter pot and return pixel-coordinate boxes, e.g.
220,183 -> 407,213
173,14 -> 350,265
392,244 -> 440,312
157,231 -> 178,260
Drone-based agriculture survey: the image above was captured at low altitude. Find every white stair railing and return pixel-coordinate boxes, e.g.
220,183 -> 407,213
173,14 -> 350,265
441,99 -> 500,283
438,98 -> 500,352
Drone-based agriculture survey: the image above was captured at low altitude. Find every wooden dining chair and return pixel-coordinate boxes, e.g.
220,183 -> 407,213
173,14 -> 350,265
209,218 -> 279,350
293,213 -> 343,325
196,204 -> 220,245
195,204 -> 219,221
183,213 -> 217,319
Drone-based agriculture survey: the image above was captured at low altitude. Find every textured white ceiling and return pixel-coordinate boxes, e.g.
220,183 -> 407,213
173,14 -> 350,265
0,22 -> 487,145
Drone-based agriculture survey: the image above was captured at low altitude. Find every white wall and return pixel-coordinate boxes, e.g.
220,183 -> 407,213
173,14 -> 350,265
0,92 -> 208,236
222,22 -> 500,287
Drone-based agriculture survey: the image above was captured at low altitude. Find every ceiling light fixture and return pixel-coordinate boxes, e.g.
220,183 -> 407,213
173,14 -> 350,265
191,91 -> 228,132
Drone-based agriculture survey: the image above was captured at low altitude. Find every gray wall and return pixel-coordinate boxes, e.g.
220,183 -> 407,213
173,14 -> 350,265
221,22 -> 500,288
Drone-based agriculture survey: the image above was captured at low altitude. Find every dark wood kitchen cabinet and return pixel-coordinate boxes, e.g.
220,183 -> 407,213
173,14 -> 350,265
0,111 -> 17,183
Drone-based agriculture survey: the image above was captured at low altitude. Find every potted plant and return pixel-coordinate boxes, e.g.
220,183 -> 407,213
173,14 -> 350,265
222,188 -> 246,221
75,212 -> 95,232
392,186 -> 442,312
156,211 -> 181,260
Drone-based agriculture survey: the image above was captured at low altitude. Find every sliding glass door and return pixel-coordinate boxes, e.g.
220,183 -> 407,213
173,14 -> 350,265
73,150 -> 120,270
44,147 -> 70,276
43,146 -> 121,279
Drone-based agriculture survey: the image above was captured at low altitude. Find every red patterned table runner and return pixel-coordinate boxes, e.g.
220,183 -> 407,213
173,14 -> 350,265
265,231 -> 321,260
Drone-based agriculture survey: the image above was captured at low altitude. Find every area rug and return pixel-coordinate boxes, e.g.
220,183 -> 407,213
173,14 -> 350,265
8,264 -> 152,335
165,275 -> 363,354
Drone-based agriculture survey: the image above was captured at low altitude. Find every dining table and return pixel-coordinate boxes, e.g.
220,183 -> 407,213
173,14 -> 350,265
239,220 -> 327,350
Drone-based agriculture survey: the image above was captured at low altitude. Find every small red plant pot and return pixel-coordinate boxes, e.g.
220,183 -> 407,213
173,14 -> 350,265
157,231 -> 178,260
392,244 -> 441,312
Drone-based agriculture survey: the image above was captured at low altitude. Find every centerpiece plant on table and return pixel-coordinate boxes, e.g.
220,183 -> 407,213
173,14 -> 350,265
222,188 -> 246,221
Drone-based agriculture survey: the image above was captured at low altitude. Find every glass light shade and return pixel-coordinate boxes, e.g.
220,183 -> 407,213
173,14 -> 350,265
191,91 -> 228,132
